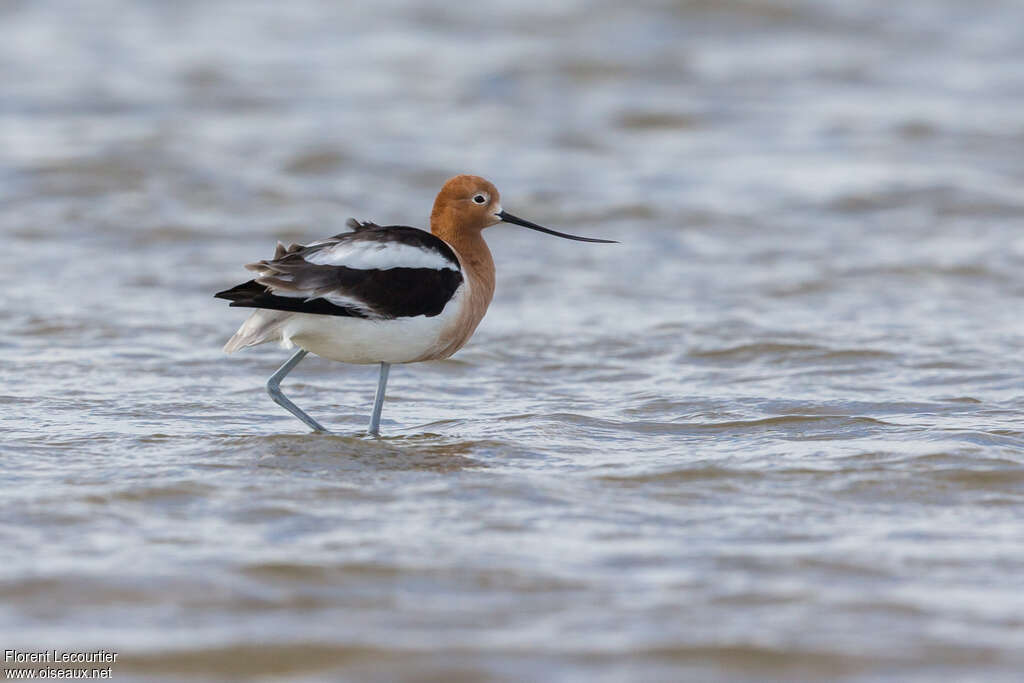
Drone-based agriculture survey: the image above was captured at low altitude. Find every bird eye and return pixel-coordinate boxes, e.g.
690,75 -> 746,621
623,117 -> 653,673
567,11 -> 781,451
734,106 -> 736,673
472,194 -> 487,205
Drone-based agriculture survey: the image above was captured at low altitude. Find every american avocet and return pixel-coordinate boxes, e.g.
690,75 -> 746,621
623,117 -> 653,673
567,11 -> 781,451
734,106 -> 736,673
215,174 -> 614,435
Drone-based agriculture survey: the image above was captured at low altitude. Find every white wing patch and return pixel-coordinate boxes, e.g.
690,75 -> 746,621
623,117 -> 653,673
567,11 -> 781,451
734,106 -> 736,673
305,241 -> 456,271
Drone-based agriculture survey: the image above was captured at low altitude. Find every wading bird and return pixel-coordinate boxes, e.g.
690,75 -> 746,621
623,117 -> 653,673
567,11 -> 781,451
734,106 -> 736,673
215,174 -> 614,435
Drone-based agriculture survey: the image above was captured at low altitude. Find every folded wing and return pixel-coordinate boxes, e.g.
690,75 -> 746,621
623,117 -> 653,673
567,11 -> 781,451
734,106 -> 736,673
215,222 -> 464,320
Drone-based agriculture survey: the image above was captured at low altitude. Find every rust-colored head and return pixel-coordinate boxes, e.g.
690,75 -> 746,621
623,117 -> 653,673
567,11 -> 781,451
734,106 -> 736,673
430,174 -> 617,244
430,175 -> 503,235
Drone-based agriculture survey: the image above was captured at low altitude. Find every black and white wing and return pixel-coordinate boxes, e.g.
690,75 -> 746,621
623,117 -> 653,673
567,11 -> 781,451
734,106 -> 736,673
215,220 -> 464,319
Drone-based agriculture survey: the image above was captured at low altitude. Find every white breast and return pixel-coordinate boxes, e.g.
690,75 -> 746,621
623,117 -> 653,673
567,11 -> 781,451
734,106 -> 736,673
278,282 -> 470,364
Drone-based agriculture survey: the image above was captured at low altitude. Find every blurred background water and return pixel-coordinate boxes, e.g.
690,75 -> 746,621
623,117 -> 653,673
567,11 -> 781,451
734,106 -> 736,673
2,0 -> 1024,680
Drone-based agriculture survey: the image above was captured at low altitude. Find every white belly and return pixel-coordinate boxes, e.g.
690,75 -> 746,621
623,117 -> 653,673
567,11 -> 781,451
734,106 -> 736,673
280,284 -> 467,364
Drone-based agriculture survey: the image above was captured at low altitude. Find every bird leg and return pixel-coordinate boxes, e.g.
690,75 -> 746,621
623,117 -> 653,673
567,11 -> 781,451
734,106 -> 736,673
368,362 -> 390,437
266,349 -> 328,433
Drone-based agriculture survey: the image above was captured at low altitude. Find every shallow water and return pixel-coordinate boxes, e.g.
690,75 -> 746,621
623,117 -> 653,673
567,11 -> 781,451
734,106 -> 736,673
3,0 -> 1024,680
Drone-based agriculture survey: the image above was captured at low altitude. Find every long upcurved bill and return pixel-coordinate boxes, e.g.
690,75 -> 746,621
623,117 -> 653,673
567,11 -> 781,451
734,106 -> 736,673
497,210 -> 617,243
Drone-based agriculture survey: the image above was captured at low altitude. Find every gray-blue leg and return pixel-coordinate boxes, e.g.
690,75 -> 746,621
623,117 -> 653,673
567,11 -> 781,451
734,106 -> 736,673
368,362 -> 390,437
266,349 -> 328,433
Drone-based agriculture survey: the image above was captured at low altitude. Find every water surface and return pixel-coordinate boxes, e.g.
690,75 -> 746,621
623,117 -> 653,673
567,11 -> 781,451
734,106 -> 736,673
2,0 -> 1024,680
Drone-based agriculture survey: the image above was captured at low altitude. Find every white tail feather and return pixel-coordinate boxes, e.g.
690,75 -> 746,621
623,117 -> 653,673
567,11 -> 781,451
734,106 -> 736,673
223,311 -> 291,353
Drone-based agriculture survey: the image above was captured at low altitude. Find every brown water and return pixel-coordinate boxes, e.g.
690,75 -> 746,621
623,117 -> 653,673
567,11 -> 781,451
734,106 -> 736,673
3,0 -> 1024,680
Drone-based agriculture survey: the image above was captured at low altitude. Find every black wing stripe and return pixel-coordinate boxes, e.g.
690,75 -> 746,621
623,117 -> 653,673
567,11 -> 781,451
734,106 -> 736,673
214,267 -> 464,319
215,280 -> 366,318
358,267 -> 463,317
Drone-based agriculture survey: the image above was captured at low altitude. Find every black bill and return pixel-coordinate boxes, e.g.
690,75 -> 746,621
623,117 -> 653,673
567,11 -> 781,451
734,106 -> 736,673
497,210 -> 617,243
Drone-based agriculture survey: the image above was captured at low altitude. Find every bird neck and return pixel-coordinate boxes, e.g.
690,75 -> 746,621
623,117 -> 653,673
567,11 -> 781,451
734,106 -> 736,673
426,220 -> 497,361
432,220 -> 495,306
